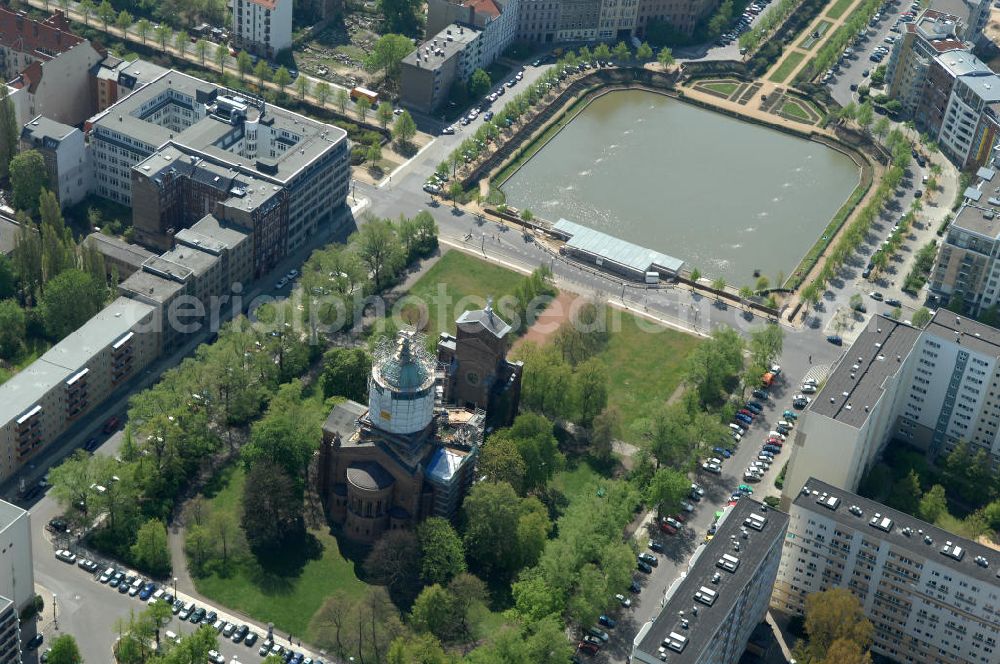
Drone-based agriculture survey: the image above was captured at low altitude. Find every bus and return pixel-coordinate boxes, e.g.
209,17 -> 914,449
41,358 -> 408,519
350,86 -> 379,107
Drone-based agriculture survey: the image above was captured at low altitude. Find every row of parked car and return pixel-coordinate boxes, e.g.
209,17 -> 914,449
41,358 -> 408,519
716,0 -> 772,47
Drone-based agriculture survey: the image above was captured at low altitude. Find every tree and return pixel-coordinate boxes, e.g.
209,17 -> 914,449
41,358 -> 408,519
351,217 -> 404,291
47,634 -> 83,664
10,151 -> 48,212
155,24 -> 173,51
749,324 -> 784,369
912,307 -> 932,328
918,484 -> 948,523
821,638 -> 873,664
242,381 -> 320,488
494,414 -> 562,492
636,42 -> 654,60
40,269 -> 104,340
393,110 -> 417,146
377,101 -> 394,130
0,299 -> 25,360
387,633 -> 450,664
856,101 -> 875,132
214,43 -> 228,73
135,18 -> 152,43
658,47 -> 675,69
0,84 -> 18,180
253,60 -> 272,88
364,530 -> 423,603
273,66 -> 292,93
78,0 -> 95,24
417,517 -> 466,586
888,469 -> 922,515
331,85 -> 347,112
872,116 -> 890,140
237,51 -> 253,82
115,10 -> 132,33
804,588 -> 874,660
241,464 -> 303,551
462,482 -> 549,580
478,433 -> 527,492
613,42 -> 631,62
448,180 -> 464,207
378,0 -> 422,33
195,39 -> 210,65
364,34 -> 414,86
410,584 -> 454,641
572,358 -> 608,427
594,43 -> 612,61
468,68 -> 492,98
130,519 -> 171,576
175,30 -> 190,56
321,347 -> 371,401
295,74 -> 310,100
590,406 -> 620,460
647,467 -> 690,516
97,0 -> 115,29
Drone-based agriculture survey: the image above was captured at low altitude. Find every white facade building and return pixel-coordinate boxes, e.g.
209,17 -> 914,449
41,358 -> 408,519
0,501 -> 33,614
774,478 -> 1000,664
229,0 -> 293,58
20,116 -> 90,208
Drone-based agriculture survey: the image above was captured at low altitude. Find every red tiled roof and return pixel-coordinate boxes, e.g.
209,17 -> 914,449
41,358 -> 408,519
466,0 -> 501,18
0,6 -> 83,62
246,0 -> 279,10
930,38 -> 966,52
15,61 -> 43,93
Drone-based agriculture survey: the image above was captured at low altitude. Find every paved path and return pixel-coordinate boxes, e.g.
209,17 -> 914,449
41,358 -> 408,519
765,0 -> 865,84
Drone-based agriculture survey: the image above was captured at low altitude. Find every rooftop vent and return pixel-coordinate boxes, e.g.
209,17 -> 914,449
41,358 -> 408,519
694,587 -> 718,606
661,632 -> 687,653
869,513 -> 894,532
941,541 -> 965,561
711,572 -> 721,584
974,555 -> 989,567
817,493 -> 841,510
716,554 -> 739,572
744,513 -> 767,531
902,527 -> 913,536
924,534 -> 933,545
849,505 -> 863,517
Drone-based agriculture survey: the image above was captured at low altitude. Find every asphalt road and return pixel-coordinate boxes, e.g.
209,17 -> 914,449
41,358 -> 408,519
827,0 -> 913,107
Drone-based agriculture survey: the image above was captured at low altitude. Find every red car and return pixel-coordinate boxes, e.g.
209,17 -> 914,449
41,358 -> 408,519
672,512 -> 687,523
103,416 -> 120,434
739,409 -> 755,419
660,521 -> 677,535
578,642 -> 599,655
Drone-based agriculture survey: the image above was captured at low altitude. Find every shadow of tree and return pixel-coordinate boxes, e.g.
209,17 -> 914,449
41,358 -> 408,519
242,531 -> 325,595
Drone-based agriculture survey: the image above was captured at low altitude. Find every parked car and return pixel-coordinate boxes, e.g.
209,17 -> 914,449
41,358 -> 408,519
637,560 -> 653,574
649,540 -> 665,553
244,632 -> 259,647
598,614 -> 617,629
752,389 -> 769,400
616,593 -> 632,608
54,549 -> 76,564
638,552 -> 658,567
702,461 -> 722,474
827,335 -> 843,345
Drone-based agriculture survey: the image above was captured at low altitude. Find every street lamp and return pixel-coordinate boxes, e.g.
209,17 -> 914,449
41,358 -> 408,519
52,593 -> 57,630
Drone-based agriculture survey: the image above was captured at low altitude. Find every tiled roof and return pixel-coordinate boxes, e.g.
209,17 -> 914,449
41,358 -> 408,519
466,0 -> 501,18
0,7 -> 83,61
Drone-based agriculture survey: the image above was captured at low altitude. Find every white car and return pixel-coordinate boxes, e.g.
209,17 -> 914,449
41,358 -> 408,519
165,630 -> 181,645
275,277 -> 288,289
616,593 -> 632,608
768,431 -> 787,441
793,394 -> 811,403
801,384 -> 817,394
777,420 -> 794,429
663,517 -> 683,530
54,549 -> 76,564
702,462 -> 722,474
743,471 -> 761,482
207,650 -> 225,664
680,501 -> 695,512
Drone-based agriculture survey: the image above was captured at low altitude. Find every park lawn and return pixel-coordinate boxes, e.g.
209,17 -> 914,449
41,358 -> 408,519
702,81 -> 740,96
191,466 -> 367,639
400,250 -> 529,342
550,458 -> 616,503
826,0 -> 856,19
595,312 -> 701,442
781,100 -> 813,122
769,51 -> 806,83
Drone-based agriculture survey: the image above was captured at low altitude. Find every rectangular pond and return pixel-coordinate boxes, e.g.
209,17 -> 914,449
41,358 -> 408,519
501,90 -> 861,286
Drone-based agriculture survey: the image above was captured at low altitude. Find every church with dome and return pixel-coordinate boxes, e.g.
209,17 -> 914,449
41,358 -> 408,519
316,303 -> 522,543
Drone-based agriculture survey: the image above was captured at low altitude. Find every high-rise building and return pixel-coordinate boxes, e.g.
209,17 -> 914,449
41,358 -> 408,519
20,116 -> 90,208
229,0 -> 293,58
630,499 -> 788,664
0,501 -> 33,614
774,478 -> 1000,664
0,596 -> 20,664
782,310 -> 1000,510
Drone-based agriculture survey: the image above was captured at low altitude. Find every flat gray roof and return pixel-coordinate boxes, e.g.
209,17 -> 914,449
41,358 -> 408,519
796,477 -> 1000,585
90,69 -> 347,184
0,297 -> 154,424
0,214 -> 20,256
553,218 -> 684,274
958,72 -> 1000,102
0,498 -> 27,532
635,498 -> 788,662
403,23 -> 481,69
952,164 -> 1000,236
119,268 -> 186,304
935,51 -> 992,77
175,214 -> 250,255
85,232 -> 155,268
21,115 -> 75,144
925,309 -> 1000,357
809,315 -> 920,428
158,245 -> 220,278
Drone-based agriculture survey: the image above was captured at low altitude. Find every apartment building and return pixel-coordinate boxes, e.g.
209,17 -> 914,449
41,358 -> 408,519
401,25 -> 484,113
20,116 -> 89,208
426,0 -> 521,65
936,68 -> 1000,169
930,163 -> 1000,314
885,10 -> 967,119
91,56 -> 168,115
0,501 -> 33,614
0,596 -> 18,664
84,233 -> 156,280
635,0 -> 718,37
229,0 -> 293,58
631,499 -> 788,664
774,478 -> 1000,664
783,310 -> 1000,510
0,299 -> 159,484
87,70 -> 350,257
0,8 -> 103,127
119,214 -> 251,350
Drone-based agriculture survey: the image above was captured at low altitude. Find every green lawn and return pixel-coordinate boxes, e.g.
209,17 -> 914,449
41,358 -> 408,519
798,20 -> 833,49
769,51 -> 806,83
595,312 -> 701,442
826,0 -> 856,19
781,100 -> 813,122
550,458 -> 616,503
701,81 -> 740,97
400,250 -> 528,342
191,466 -> 367,639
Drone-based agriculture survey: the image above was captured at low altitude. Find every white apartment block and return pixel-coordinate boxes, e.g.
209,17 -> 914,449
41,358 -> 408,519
230,0 -> 293,58
783,310 -> 1000,510
774,478 -> 1000,664
631,499 -> 788,664
20,116 -> 90,208
0,501 -> 33,614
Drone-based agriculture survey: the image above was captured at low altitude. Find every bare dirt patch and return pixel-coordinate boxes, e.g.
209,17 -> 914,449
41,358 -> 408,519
513,291 -> 579,350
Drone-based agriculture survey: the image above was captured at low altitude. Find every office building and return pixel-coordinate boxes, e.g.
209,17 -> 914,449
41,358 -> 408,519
91,56 -> 169,115
317,328 -> 489,543
229,0 -> 293,58
774,478 -> 1000,664
0,501 -> 33,614
87,70 -> 350,256
0,596 -> 19,664
783,311 -> 1000,509
631,498 -> 788,664
400,25 -> 484,113
20,115 -> 89,208
85,232 -> 156,280
0,8 -> 104,127
0,299 -> 159,484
